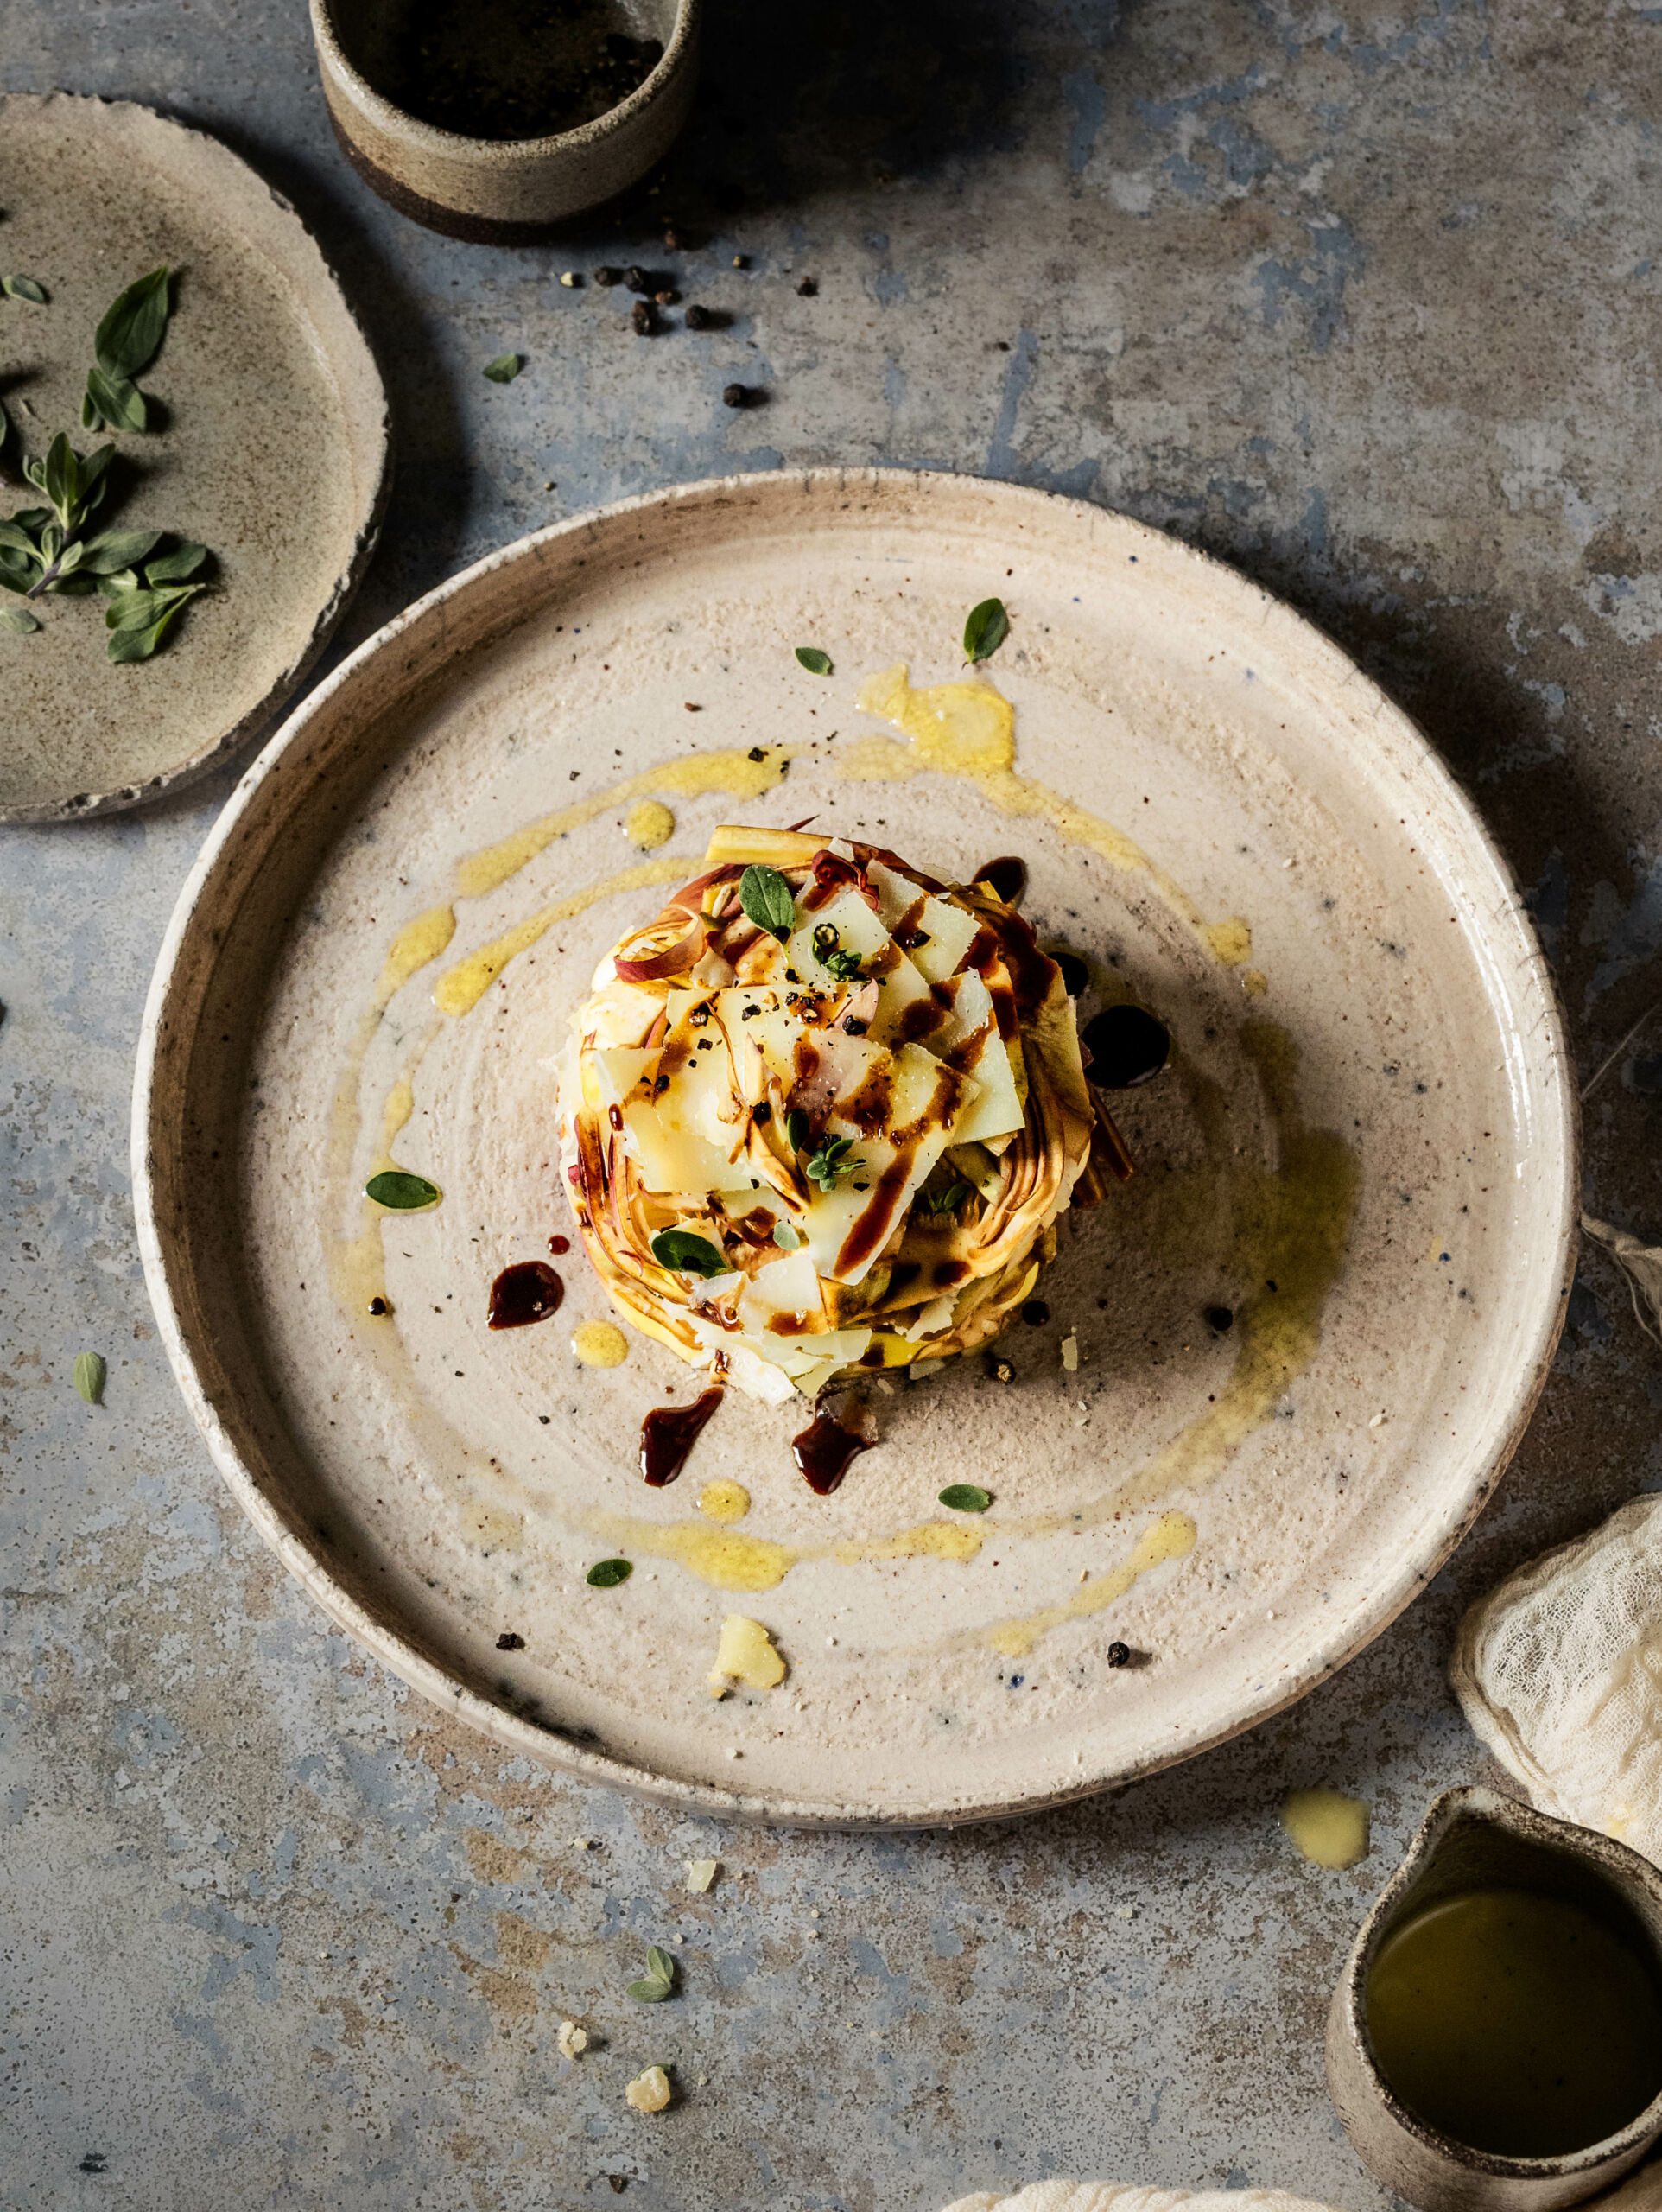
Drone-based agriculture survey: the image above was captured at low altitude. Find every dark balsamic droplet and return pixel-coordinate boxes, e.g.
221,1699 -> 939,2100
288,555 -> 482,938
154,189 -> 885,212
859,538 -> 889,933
1021,1300 -> 1050,1326
487,1261 -> 564,1329
549,1233 -> 570,1255
1082,1003 -> 1170,1089
791,1409 -> 874,1495
1204,1304 -> 1234,1332
976,854 -> 1027,906
640,1385 -> 724,1486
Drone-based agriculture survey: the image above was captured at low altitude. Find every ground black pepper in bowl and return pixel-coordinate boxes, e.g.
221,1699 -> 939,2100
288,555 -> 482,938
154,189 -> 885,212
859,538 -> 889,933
342,0 -> 664,142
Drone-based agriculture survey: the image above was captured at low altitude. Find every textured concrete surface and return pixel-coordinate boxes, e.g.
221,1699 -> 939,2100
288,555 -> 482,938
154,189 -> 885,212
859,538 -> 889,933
5,3 -> 1662,2207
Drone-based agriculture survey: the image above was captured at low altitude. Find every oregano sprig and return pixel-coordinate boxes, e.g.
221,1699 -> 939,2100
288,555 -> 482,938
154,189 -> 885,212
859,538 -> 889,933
0,267 -> 218,663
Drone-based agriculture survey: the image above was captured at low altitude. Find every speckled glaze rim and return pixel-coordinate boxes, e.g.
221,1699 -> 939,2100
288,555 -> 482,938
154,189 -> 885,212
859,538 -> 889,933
309,0 -> 701,238
1327,1788 -> 1662,2209
132,467 -> 1579,1828
0,93 -> 391,827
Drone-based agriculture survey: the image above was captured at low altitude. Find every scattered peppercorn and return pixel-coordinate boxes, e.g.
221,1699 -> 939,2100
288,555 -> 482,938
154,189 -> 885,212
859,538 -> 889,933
1205,1304 -> 1234,1332
497,1631 -> 526,1651
631,299 -> 659,335
984,1353 -> 1015,1383
747,745 -> 767,761
653,287 -> 677,306
594,265 -> 624,287
796,276 -> 818,296
1107,1641 -> 1132,1669
723,382 -> 758,407
367,1295 -> 390,1317
625,265 -> 651,294
1021,1300 -> 1050,1326
684,303 -> 714,330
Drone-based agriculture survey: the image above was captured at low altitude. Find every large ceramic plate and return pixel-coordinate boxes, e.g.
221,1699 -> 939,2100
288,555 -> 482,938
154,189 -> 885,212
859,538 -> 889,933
134,469 -> 1576,1825
0,95 -> 388,822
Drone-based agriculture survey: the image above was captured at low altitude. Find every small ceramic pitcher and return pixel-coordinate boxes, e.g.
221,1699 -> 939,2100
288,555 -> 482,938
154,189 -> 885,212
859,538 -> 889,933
1327,1787 -> 1662,2212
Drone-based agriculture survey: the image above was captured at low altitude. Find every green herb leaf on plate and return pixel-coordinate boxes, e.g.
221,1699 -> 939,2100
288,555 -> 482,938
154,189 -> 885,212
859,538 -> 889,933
650,1228 -> 728,1278
80,526 -> 162,575
922,1180 -> 971,1217
794,645 -> 833,676
938,1483 -> 992,1513
73,1351 -> 106,1404
805,1134 -> 860,1191
739,862 -> 796,944
772,1219 -> 804,1251
365,1168 -> 441,1210
0,604 -> 40,634
587,1558 -> 634,1588
626,1946 -> 677,2003
962,596 -> 1009,664
784,1106 -> 809,1154
105,582 -> 206,662
95,268 -> 171,379
483,353 -> 523,384
144,537 -> 208,584
82,365 -> 147,435
3,275 -> 47,304
811,925 -> 863,982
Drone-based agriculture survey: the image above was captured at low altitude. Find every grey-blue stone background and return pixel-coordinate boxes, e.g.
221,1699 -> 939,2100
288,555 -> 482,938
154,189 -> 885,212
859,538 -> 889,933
3,3 -> 1659,2207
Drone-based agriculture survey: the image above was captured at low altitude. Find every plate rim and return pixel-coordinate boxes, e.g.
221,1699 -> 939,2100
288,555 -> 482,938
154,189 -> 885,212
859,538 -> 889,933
131,463 -> 1580,1827
0,92 -> 392,825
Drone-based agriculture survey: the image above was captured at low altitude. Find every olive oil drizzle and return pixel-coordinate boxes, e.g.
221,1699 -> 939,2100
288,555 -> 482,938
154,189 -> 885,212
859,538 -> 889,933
319,682 -> 1356,1660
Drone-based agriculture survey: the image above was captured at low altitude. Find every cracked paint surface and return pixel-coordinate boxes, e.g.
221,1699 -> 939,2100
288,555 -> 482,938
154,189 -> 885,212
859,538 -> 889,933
6,0 -> 1662,2206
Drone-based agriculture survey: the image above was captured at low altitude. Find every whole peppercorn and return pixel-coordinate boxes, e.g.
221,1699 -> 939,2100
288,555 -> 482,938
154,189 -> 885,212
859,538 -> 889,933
685,303 -> 714,331
654,287 -> 677,306
631,299 -> 659,336
722,382 -> 753,408
625,265 -> 651,294
594,265 -> 624,287
1107,1641 -> 1132,1669
796,276 -> 818,296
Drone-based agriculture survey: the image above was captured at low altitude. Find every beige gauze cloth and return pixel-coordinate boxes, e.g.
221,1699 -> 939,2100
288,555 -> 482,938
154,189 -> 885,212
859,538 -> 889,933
942,2172 -> 1662,2212
1450,1490 -> 1662,1862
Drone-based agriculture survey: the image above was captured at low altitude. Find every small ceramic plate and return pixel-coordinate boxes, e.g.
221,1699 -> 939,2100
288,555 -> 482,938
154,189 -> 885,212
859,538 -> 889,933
0,95 -> 389,822
134,470 -> 1576,1826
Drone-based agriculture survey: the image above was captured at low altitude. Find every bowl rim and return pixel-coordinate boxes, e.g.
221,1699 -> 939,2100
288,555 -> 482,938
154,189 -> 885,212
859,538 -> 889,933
309,0 -> 701,160
131,464 -> 1581,1827
1337,1786 -> 1662,2180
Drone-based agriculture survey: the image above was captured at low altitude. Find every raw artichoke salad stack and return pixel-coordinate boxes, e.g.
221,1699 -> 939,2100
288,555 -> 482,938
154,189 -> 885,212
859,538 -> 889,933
558,827 -> 1106,1405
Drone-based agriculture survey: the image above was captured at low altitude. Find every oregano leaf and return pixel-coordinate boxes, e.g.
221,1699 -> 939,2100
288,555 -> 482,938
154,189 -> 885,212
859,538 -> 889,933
962,596 -> 1009,663
95,267 -> 171,379
738,862 -> 796,944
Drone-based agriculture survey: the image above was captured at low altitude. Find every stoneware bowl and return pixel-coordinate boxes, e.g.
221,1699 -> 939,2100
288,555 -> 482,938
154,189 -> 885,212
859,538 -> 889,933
309,0 -> 700,239
1327,1787 -> 1662,2212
